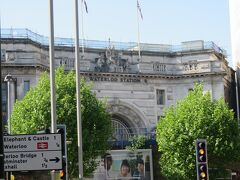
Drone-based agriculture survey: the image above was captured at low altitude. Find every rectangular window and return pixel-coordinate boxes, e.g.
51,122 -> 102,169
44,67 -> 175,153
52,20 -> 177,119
1,50 -> 6,62
24,80 -> 30,95
156,89 -> 165,105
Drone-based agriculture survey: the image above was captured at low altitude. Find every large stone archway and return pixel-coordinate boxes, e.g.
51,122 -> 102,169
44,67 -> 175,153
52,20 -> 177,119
108,99 -> 147,135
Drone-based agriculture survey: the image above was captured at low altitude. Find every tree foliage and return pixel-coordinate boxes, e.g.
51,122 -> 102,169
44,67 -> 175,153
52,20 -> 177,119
126,135 -> 147,151
156,83 -> 240,179
11,67 -> 112,177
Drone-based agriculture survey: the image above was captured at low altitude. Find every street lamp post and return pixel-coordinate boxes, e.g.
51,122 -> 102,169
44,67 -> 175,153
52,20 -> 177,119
4,74 -> 14,180
4,74 -> 14,134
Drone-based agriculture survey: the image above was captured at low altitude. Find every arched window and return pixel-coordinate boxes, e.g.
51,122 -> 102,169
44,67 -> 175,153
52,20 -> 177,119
112,118 -> 131,141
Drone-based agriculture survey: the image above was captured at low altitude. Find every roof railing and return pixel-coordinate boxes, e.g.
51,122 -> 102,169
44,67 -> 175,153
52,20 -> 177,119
1,28 -> 227,56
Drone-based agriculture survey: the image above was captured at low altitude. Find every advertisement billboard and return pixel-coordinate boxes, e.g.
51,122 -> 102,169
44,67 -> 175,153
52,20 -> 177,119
93,149 -> 153,180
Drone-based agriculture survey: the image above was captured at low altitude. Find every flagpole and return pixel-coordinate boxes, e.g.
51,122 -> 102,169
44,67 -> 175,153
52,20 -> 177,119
81,0 -> 85,56
136,0 -> 141,60
74,0 -> 84,179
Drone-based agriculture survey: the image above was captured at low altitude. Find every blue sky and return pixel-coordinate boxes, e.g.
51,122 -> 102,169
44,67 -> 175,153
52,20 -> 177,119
0,0 -> 232,64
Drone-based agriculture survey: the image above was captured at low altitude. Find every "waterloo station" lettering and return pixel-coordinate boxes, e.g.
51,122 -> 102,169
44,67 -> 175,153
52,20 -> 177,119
89,76 -> 142,83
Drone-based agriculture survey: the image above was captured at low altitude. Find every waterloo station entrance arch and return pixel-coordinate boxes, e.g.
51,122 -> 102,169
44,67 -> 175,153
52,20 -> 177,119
108,100 -> 148,145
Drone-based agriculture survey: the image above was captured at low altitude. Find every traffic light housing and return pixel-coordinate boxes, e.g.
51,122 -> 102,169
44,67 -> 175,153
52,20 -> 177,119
196,139 -> 208,180
57,125 -> 67,180
196,141 -> 207,163
198,164 -> 208,179
57,128 -> 65,155
59,170 -> 66,179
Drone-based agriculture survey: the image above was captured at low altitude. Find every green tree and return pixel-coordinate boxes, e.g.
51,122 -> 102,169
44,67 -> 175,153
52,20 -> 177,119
11,67 -> 112,177
156,83 -> 240,179
126,135 -> 147,151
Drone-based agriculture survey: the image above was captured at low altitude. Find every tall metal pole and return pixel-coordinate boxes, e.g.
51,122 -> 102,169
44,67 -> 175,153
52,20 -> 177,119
49,1 -> 57,179
235,70 -> 240,125
4,74 -> 14,134
74,0 -> 83,179
7,81 -> 11,133
136,0 -> 141,60
4,74 -> 13,180
0,15 -> 5,180
80,0 -> 85,56
49,0 -> 57,134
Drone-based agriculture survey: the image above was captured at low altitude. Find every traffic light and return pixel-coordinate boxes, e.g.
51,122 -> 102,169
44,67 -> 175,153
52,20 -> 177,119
196,139 -> 208,180
198,164 -> 208,180
196,141 -> 207,163
57,125 -> 67,180
59,170 -> 66,179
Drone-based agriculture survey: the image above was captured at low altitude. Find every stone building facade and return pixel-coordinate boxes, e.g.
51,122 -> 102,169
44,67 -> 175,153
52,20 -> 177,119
1,29 -> 236,142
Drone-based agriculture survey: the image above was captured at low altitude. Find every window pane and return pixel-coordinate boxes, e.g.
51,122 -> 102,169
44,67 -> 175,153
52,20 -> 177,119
156,89 -> 165,105
112,119 -> 130,141
24,80 -> 30,95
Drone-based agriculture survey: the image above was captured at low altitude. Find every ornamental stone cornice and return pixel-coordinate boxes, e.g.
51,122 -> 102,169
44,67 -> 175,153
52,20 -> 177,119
81,71 -> 227,81
1,63 -> 49,71
1,64 -> 49,76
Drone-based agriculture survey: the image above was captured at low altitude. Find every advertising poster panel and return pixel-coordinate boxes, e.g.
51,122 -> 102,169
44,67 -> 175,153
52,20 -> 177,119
93,149 -> 153,180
